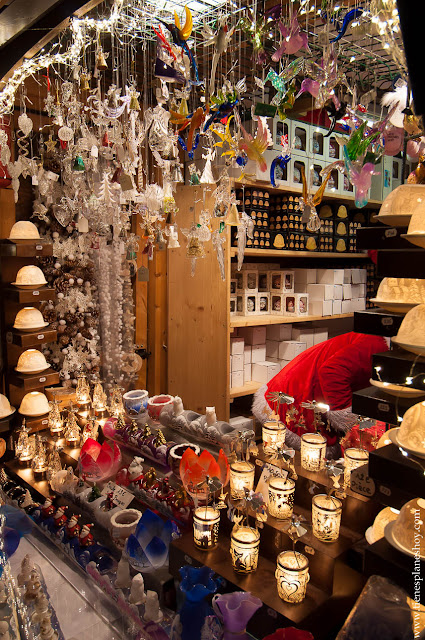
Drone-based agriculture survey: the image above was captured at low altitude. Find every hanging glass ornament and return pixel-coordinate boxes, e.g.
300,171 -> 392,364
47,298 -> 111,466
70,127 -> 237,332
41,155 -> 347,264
212,229 -> 226,281
171,163 -> 184,183
189,163 -> 200,185
102,131 -> 111,147
80,71 -> 90,91
96,47 -> 108,70
130,92 -> 140,111
226,203 -> 240,226
73,155 -> 85,171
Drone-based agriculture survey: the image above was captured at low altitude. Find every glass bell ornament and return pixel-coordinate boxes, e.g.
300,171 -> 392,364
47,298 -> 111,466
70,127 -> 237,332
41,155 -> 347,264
80,71 -> 90,91
130,92 -> 140,111
226,203 -> 240,226
96,47 -> 108,70
73,155 -> 85,171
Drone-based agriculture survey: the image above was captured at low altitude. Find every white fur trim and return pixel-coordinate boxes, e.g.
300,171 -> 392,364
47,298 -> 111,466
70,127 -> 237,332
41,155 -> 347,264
327,406 -> 359,433
252,384 -> 271,424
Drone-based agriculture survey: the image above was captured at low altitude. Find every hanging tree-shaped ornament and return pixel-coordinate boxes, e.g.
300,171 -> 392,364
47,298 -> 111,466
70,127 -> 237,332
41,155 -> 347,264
298,164 -> 334,232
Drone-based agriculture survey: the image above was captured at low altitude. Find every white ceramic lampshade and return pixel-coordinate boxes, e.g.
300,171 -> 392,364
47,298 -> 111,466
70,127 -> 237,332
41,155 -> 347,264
403,193 -> 425,247
375,184 -> 425,227
12,265 -> 47,289
8,221 -> 40,240
19,391 -> 50,416
365,506 -> 399,544
371,277 -> 425,313
392,304 -> 425,355
385,498 -> 425,559
13,307 -> 48,331
397,401 -> 425,457
0,394 -> 15,419
16,349 -> 49,374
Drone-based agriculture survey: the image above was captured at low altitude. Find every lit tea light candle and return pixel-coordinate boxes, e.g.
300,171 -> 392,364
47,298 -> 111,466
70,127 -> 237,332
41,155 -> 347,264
344,448 -> 369,489
312,494 -> 342,542
230,526 -> 260,574
262,421 -> 286,454
300,433 -> 327,472
267,476 -> 295,520
229,461 -> 255,499
275,550 -> 310,603
193,506 -> 220,550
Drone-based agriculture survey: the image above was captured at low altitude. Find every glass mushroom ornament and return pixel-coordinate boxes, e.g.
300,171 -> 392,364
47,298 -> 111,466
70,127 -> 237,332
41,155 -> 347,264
228,430 -> 258,500
311,460 -> 344,543
276,515 -> 310,604
228,490 -> 267,574
299,400 -> 329,472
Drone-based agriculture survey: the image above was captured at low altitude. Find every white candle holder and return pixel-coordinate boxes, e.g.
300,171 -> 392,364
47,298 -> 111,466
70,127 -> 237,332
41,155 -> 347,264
312,494 -> 342,542
262,421 -> 286,454
268,477 -> 295,520
229,461 -> 255,500
300,433 -> 327,472
193,506 -> 220,550
276,550 -> 310,603
230,526 -> 260,574
344,448 -> 369,489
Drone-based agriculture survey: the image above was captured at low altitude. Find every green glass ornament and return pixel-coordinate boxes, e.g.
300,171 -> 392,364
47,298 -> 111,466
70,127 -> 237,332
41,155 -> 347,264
73,155 -> 85,171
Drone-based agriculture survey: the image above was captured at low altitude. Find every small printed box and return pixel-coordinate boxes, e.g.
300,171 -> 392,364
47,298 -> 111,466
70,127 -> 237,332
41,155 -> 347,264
278,341 -> 306,360
326,134 -> 343,161
238,326 -> 267,345
252,361 -> 281,384
310,127 -> 327,159
231,337 -> 245,355
293,268 -> 317,284
244,363 -> 252,383
244,345 -> 252,364
231,370 -> 244,389
283,294 -> 297,316
291,154 -> 308,187
316,269 -> 344,285
333,299 -> 342,315
351,284 -> 361,298
309,300 -> 333,316
230,296 -> 237,316
359,269 -> 367,284
230,279 -> 238,295
351,269 -> 361,284
271,293 -> 285,315
343,268 -> 352,284
306,284 -> 334,300
313,329 -> 328,345
241,293 -> 259,315
342,300 -> 352,314
258,292 -> 271,314
292,328 -> 314,349
343,284 -> 352,300
270,270 -> 295,293
295,293 -> 309,316
266,340 -> 280,359
266,324 -> 292,341
310,158 -> 326,193
232,353 -> 244,372
251,344 -> 267,363
273,117 -> 291,151
359,283 -> 366,297
258,271 -> 271,292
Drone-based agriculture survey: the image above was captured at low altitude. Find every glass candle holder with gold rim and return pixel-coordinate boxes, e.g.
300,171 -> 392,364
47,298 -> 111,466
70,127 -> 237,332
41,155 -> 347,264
300,432 -> 327,472
312,494 -> 342,542
268,476 -> 295,520
262,421 -> 286,454
229,461 -> 255,499
193,506 -> 220,550
344,447 -> 369,489
230,526 -> 260,574
276,550 -> 310,603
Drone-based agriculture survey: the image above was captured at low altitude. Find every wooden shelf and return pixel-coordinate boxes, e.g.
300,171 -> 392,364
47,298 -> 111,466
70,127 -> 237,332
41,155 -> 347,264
231,313 -> 354,328
230,248 -> 369,259
233,179 -> 382,208
230,380 -> 263,398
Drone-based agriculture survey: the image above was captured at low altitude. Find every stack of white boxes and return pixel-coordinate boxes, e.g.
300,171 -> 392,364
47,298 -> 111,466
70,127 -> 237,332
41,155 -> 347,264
230,323 -> 330,388
297,268 -> 367,316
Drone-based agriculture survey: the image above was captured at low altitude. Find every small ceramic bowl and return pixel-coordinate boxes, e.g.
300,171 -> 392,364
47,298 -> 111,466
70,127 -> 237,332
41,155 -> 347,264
19,391 -> 50,416
15,349 -> 50,374
12,265 -> 47,289
13,307 -> 49,331
0,393 -> 15,419
8,221 -> 40,241
147,394 -> 174,420
123,389 -> 149,416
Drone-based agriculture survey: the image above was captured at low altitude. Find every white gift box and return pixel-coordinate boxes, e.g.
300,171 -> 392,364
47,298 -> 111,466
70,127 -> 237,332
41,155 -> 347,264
342,300 -> 352,313
292,328 -> 314,349
343,269 -> 352,284
343,284 -> 352,300
244,345 -> 252,364
306,284 -> 334,300
235,272 -> 244,291
230,296 -> 237,316
231,370 -> 244,388
359,269 -> 367,283
309,300 -> 333,316
351,284 -> 361,298
251,344 -> 267,363
238,326 -> 267,345
257,292 -> 271,314
313,329 -> 328,345
293,268 -> 317,284
334,285 -> 343,300
283,294 -> 297,316
232,353 -> 244,372
243,270 -> 259,292
316,269 -> 344,285
270,270 -> 295,293
278,341 -> 306,360
333,299 -> 342,315
351,269 -> 361,284
252,361 -> 281,384
266,324 -> 292,341
271,293 -> 285,315
266,340 -> 280,359
231,337 -> 244,355
244,364 -> 252,383
295,293 -> 309,316
238,293 -> 259,315
258,271 -> 271,292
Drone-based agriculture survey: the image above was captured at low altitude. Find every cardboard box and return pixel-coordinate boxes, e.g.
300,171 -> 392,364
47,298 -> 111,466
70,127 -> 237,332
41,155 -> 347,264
333,299 -> 342,315
270,270 -> 295,293
251,344 -> 267,363
232,353 -> 244,372
238,326 -> 267,345
333,284 -> 343,300
343,269 -> 352,284
244,363 -> 252,382
309,300 -> 333,316
313,329 -> 328,345
252,361 -> 281,384
257,292 -> 271,314
293,268 -> 317,284
278,340 -> 306,360
292,328 -> 314,349
342,299 -> 352,313
343,284 -> 352,300
351,284 -> 361,298
317,269 -> 344,285
244,345 -> 252,364
351,269 -> 361,284
306,284 -> 334,300
230,337 -> 244,355
271,293 -> 285,315
266,340 -> 280,359
231,370 -> 244,388
266,324 -> 292,341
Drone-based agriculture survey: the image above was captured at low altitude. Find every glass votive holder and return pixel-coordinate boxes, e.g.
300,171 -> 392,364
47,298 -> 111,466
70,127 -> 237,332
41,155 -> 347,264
344,448 -> 369,489
193,506 -> 220,550
230,526 -> 260,574
300,433 -> 327,472
312,494 -> 342,542
275,550 -> 310,603
267,476 -> 295,520
262,421 -> 286,454
229,461 -> 255,499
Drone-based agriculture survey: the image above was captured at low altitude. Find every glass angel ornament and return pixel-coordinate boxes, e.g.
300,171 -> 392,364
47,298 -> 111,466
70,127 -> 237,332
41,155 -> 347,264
297,165 -> 334,232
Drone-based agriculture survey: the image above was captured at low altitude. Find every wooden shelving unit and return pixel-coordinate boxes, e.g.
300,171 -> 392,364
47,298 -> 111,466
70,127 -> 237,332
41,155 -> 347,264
231,312 -> 354,328
229,380 -> 263,399
230,248 -> 369,259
